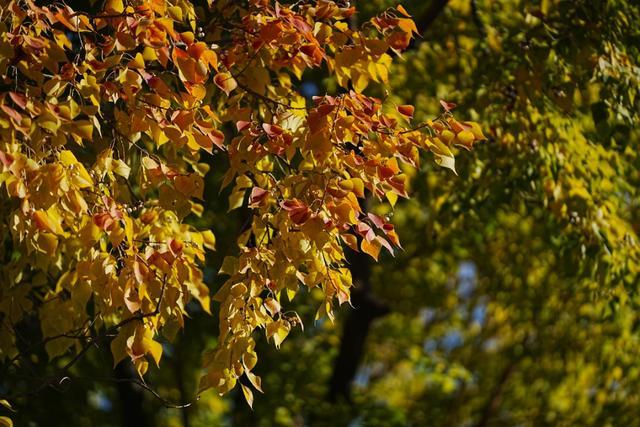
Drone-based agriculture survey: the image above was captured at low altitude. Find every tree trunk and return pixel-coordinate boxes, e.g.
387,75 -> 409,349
114,361 -> 151,427
327,249 -> 389,402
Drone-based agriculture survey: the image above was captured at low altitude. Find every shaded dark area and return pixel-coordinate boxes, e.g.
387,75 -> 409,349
114,362 -> 151,427
327,249 -> 389,403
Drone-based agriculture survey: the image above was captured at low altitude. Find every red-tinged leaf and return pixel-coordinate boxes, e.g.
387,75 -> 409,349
280,199 -> 311,225
316,103 -> 336,116
236,121 -> 251,132
211,129 -> 225,149
356,222 -> 375,242
0,150 -> 14,167
169,239 -> 183,256
367,213 -> 385,229
1,105 -> 22,122
23,36 -> 47,49
93,212 -> 114,231
388,31 -> 412,51
214,73 -> 237,96
249,187 -> 269,207
376,235 -> 394,256
378,165 -> 396,180
188,42 -> 208,60
194,131 -> 214,153
290,207 -> 311,225
32,211 -> 56,234
449,119 -> 471,133
262,123 -> 283,138
440,99 -> 457,112
397,104 -> 414,117
9,92 -> 27,110
388,175 -> 408,198
280,199 -> 302,212
336,289 -> 350,306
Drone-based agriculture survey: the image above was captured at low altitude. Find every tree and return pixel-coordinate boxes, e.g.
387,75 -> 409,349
202,1 -> 640,426
0,0 -> 485,424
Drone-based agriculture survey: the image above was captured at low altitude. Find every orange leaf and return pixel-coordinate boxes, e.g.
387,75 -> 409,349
397,105 -> 414,118
361,238 -> 381,261
214,73 -> 237,96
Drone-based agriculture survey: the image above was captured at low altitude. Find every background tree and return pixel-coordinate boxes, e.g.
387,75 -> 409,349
0,0 -> 485,425
228,0 -> 640,426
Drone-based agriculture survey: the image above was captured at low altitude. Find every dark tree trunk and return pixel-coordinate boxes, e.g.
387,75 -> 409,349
114,361 -> 151,427
416,0 -> 450,35
327,249 -> 389,402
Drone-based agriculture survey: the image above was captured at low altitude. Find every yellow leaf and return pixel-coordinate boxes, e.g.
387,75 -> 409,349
167,6 -> 183,21
245,371 -> 263,393
142,46 -> 158,62
214,73 -> 237,96
148,121 -> 169,146
219,256 -> 238,276
0,400 -> 13,412
112,159 -> 131,179
135,359 -> 149,377
59,150 -> 79,166
175,174 -> 204,199
386,191 -> 398,207
128,53 -> 145,69
202,230 -> 216,250
351,69 -> 369,93
434,154 -> 457,175
339,178 -> 364,198
0,416 -> 13,427
111,328 -> 131,368
243,350 -> 258,371
144,336 -> 163,367
241,383 -> 254,409
361,238 -> 381,261
105,0 -> 124,13
228,188 -> 246,211
454,130 -> 475,150
32,210 -> 57,234
124,216 -> 134,246
36,233 -> 58,256
72,120 -> 94,141
267,321 -> 290,348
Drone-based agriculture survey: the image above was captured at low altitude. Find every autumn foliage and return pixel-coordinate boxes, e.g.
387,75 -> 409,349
0,0 -> 483,414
